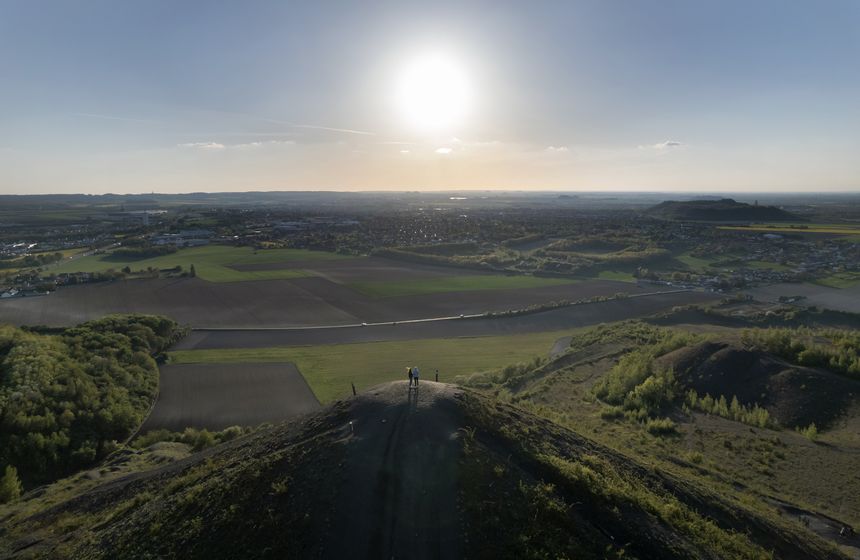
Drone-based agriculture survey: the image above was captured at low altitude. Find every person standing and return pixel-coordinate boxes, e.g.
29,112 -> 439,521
407,366 -> 414,387
412,366 -> 420,387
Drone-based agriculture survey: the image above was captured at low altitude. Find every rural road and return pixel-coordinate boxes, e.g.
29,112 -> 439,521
192,289 -> 696,332
177,290 -> 720,350
325,381 -> 463,559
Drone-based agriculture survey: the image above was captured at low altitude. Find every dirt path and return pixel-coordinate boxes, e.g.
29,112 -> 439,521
324,381 -> 463,559
549,336 -> 573,358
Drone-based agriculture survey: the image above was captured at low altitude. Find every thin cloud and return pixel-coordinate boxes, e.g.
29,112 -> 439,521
178,142 -> 226,150
435,147 -> 453,155
233,140 -> 296,149
178,140 -> 295,150
642,140 -> 683,150
545,145 -> 569,153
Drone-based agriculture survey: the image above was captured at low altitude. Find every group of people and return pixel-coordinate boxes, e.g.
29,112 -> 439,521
406,366 -> 420,388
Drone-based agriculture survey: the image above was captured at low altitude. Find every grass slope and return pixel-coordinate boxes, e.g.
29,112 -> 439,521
0,385 -> 840,559
52,245 -> 349,283
460,320 -> 860,547
170,330 -> 571,403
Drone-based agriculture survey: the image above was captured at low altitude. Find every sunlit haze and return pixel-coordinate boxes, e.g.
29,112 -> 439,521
0,0 -> 858,194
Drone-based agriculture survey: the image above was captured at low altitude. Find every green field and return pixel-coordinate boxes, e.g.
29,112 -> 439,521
814,271 -> 860,289
350,275 -> 578,298
676,252 -> 716,272
170,330 -> 571,402
717,224 -> 860,235
52,245 -> 350,283
744,260 -> 790,272
595,269 -> 636,282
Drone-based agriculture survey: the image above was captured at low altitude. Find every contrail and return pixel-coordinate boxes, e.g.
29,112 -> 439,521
291,123 -> 376,136
71,112 -> 155,124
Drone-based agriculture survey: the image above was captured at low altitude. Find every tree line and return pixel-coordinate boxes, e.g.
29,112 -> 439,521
0,314 -> 183,490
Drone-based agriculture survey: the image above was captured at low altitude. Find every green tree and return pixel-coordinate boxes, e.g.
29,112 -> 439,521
0,465 -> 23,503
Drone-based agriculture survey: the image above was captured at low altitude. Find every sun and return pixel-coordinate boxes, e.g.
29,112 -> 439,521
395,51 -> 473,133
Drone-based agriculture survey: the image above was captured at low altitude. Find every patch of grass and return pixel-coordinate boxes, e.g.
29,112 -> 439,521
676,252 -> 716,272
744,260 -> 790,272
595,269 -> 636,282
51,245 -> 349,283
813,272 -> 860,289
170,330 -> 572,402
717,224 -> 860,235
350,274 -> 578,298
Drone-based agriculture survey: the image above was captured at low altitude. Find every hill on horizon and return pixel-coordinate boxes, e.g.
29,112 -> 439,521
647,198 -> 801,222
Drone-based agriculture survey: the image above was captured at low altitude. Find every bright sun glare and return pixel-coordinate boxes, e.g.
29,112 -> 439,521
395,52 -> 472,133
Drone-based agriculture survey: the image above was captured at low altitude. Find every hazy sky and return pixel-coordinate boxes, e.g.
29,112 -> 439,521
1,0 -> 858,194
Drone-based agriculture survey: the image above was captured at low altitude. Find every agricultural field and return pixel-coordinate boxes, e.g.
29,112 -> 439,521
349,274 -> 577,298
176,291 -> 719,349
52,245 -> 349,282
141,363 -> 320,431
1,246 -> 700,327
717,224 -> 860,236
814,271 -> 860,289
170,329 -> 574,403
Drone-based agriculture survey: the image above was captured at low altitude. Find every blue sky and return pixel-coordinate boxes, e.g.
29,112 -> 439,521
1,0 -> 858,193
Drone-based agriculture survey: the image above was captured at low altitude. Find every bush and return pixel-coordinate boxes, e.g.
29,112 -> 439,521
645,417 -> 677,435
0,465 -> 23,503
132,426 -> 251,452
600,406 -> 624,420
799,423 -> 818,441
685,389 -> 773,429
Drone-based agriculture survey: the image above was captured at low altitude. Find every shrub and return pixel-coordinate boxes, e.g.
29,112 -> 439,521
645,417 -> 677,435
0,465 -> 23,503
799,423 -> 818,441
600,406 -> 624,420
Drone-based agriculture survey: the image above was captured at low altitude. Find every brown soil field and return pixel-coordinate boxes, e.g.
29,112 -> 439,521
176,291 -> 720,350
230,255 -> 483,282
140,362 -> 321,432
285,276 -> 655,322
0,273 -> 666,328
0,277 -> 359,328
